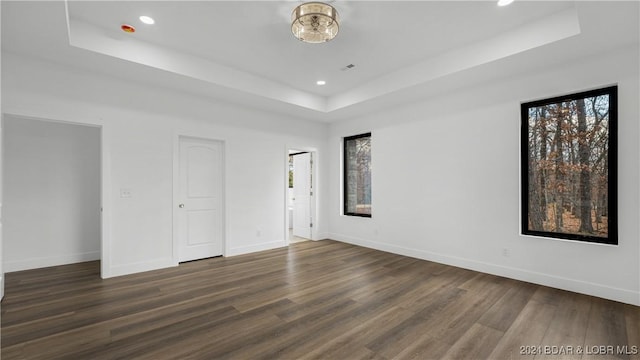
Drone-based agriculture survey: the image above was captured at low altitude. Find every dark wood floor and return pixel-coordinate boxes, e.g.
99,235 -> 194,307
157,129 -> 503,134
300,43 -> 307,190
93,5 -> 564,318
1,240 -> 638,359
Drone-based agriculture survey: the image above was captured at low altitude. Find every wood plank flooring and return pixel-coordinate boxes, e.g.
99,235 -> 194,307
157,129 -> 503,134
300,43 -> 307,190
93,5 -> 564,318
1,240 -> 638,359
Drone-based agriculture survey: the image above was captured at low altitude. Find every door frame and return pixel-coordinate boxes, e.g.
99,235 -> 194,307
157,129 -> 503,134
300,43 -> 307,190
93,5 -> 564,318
285,146 -> 318,244
173,134 -> 227,265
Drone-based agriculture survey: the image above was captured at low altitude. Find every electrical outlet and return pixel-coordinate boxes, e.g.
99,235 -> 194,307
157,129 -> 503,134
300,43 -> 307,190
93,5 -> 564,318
256,230 -> 261,237
120,188 -> 132,198
502,248 -> 510,257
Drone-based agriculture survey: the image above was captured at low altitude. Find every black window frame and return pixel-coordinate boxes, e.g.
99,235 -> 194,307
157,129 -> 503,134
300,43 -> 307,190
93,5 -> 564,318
520,86 -> 618,245
343,132 -> 372,218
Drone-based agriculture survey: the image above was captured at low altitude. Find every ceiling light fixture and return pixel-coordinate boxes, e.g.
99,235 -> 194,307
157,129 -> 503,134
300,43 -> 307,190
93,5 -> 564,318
139,16 -> 155,25
121,24 -> 136,33
497,0 -> 514,6
316,80 -> 326,86
291,2 -> 339,44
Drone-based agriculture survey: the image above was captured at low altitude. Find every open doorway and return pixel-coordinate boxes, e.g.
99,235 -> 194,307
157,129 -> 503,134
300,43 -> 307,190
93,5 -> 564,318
287,149 -> 315,244
2,115 -> 102,274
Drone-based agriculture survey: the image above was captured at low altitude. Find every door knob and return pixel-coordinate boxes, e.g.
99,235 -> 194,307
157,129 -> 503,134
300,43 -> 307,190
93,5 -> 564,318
179,204 -> 185,208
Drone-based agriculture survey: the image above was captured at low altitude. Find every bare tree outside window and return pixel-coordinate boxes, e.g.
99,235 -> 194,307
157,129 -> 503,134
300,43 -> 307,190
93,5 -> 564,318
521,86 -> 617,245
344,133 -> 371,217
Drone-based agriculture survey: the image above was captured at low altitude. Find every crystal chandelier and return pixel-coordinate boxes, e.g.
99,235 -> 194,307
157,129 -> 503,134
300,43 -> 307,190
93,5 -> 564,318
291,2 -> 339,44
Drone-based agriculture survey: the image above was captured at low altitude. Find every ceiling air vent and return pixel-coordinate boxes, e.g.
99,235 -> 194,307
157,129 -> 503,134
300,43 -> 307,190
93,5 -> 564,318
341,64 -> 356,71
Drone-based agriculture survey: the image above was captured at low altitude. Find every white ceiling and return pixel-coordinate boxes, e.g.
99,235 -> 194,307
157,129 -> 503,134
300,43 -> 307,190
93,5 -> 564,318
2,1 -> 639,122
66,1 -> 575,96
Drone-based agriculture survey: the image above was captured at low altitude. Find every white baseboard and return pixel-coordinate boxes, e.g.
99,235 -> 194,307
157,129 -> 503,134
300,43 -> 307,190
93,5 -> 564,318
227,240 -> 286,257
106,257 -> 176,278
5,251 -> 101,272
329,233 -> 639,306
106,240 -> 288,277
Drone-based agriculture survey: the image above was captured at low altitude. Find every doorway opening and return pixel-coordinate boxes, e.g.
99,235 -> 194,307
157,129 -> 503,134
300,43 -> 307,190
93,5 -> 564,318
2,115 -> 102,277
287,149 -> 316,244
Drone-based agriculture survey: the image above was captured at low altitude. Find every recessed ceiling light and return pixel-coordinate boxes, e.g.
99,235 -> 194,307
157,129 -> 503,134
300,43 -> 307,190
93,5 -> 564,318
497,0 -> 514,6
121,24 -> 136,33
316,80 -> 326,86
139,15 -> 155,25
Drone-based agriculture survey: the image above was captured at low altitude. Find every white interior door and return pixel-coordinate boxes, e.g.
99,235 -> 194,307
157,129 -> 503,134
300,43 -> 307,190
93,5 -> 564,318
292,152 -> 312,239
178,137 -> 224,262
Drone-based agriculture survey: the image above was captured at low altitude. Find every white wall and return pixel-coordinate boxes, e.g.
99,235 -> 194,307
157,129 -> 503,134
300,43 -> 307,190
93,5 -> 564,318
0,116 -> 3,298
3,117 -> 101,271
1,52 -> 329,278
328,45 -> 640,306
2,34 -> 637,306
1,0 -> 4,299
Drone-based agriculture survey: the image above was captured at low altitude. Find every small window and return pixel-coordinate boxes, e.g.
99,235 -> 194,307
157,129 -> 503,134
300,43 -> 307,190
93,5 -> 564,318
288,155 -> 294,188
344,133 -> 371,217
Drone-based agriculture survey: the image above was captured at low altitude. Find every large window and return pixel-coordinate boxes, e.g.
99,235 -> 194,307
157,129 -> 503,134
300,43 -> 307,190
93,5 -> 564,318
521,86 -> 617,245
344,133 -> 371,217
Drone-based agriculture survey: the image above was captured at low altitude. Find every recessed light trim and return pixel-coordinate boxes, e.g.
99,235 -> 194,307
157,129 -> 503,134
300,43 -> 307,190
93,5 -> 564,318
497,0 -> 514,6
139,15 -> 155,25
121,24 -> 136,33
316,80 -> 326,86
